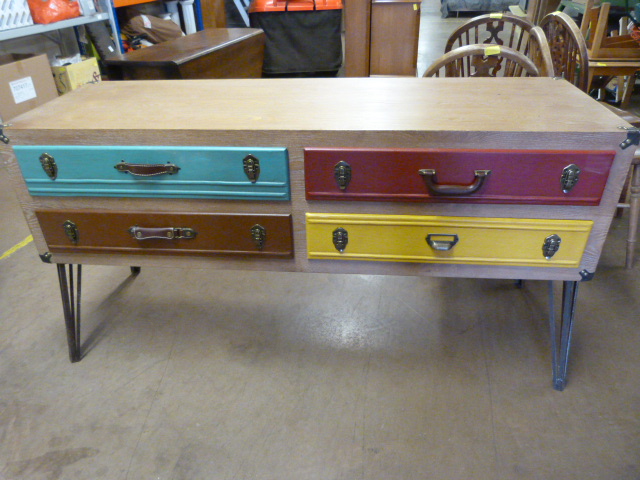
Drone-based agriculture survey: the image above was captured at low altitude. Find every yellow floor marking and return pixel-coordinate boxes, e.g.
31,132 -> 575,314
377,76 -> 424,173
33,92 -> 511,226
0,235 -> 33,261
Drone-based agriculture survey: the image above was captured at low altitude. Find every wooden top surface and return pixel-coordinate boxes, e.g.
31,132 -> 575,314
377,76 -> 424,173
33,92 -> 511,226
7,77 -> 628,134
104,29 -> 265,66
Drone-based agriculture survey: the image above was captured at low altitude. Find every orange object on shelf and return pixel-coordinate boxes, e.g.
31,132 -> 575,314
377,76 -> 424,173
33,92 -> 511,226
249,0 -> 342,12
113,0 -> 157,8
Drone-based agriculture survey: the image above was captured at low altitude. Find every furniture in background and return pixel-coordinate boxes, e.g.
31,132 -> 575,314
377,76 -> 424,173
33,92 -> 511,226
541,10 -> 640,268
581,1 -> 640,109
444,13 -> 553,76
369,0 -> 421,76
344,0 -> 420,76
440,0 -> 520,18
0,0 -> 118,53
620,157 -> 640,267
104,28 -> 265,79
423,43 -> 541,76
109,0 -> 204,53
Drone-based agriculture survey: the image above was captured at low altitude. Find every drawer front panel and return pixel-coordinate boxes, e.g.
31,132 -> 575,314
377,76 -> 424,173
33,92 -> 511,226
304,148 -> 615,205
36,210 -> 293,257
15,146 -> 290,200
306,213 -> 592,267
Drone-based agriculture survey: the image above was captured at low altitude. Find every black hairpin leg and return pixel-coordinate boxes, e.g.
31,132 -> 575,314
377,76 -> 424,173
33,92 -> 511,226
548,280 -> 579,391
57,264 -> 82,363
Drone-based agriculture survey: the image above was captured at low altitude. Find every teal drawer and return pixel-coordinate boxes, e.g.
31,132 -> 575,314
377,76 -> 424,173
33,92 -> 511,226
13,146 -> 290,200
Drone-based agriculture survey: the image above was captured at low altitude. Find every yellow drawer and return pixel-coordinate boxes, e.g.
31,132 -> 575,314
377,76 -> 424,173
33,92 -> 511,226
306,214 -> 592,267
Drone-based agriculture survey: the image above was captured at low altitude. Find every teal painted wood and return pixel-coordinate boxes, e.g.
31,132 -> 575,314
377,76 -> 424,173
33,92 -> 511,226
13,146 -> 290,200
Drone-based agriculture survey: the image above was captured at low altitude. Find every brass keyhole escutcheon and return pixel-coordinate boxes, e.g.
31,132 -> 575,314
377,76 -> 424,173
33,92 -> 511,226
332,227 -> 348,252
243,154 -> 260,183
561,164 -> 581,193
334,161 -> 351,190
63,220 -> 79,244
40,153 -> 58,180
251,224 -> 266,250
543,234 -> 562,259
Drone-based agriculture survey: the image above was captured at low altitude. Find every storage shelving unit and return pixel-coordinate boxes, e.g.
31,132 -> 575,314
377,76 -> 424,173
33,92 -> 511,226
0,0 -> 203,54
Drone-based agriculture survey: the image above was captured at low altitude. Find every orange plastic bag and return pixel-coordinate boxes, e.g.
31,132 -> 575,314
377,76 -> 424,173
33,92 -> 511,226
27,0 -> 81,24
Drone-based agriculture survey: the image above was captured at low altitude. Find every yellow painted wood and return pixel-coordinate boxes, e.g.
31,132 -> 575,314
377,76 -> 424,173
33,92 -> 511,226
306,213 -> 593,267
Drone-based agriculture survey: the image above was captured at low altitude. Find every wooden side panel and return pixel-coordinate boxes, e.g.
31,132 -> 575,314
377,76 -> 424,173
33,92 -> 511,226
36,210 -> 294,257
369,0 -> 421,76
304,148 -> 616,205
15,146 -> 290,200
306,213 -> 592,267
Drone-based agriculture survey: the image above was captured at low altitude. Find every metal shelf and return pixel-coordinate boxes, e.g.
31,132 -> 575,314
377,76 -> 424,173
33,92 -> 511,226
0,12 -> 110,42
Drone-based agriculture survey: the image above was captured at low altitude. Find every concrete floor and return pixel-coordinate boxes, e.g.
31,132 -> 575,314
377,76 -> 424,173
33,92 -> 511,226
2,4 -> 640,480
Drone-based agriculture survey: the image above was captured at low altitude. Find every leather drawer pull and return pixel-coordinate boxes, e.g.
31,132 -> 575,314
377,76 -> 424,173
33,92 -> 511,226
115,162 -> 180,176
426,234 -> 459,251
129,226 -> 197,240
419,169 -> 491,195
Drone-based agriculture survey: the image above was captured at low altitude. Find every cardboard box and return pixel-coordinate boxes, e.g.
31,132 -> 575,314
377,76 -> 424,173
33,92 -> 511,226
51,57 -> 101,95
0,54 -> 58,123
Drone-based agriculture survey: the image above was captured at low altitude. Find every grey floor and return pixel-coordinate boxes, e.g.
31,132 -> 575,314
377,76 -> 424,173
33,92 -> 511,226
2,4 -> 640,480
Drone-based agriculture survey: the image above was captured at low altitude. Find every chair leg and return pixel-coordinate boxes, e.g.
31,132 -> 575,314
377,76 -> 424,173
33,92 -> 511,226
620,75 -> 636,110
626,161 -> 640,268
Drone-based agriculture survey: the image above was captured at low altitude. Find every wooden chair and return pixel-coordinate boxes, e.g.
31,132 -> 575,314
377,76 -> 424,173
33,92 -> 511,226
539,11 -> 589,89
423,44 -> 541,77
445,13 -> 554,76
540,10 -> 640,268
580,1 -> 640,108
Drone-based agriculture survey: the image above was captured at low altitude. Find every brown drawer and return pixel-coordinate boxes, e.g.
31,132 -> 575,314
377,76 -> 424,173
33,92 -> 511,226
304,148 -> 616,205
36,210 -> 293,258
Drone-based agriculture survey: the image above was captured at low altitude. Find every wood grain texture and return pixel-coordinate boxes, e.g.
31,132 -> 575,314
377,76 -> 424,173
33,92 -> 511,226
3,78 -> 636,281
6,78 -> 629,134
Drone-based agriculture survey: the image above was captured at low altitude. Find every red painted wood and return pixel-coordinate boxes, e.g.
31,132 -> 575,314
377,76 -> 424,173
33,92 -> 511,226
304,148 -> 616,205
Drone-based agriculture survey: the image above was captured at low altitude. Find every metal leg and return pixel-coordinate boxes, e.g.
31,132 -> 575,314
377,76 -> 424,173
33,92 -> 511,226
548,280 -> 579,391
56,264 -> 82,363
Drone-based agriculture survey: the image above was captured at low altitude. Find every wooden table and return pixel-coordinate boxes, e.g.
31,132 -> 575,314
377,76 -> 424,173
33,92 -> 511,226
105,28 -> 265,80
2,78 -> 635,390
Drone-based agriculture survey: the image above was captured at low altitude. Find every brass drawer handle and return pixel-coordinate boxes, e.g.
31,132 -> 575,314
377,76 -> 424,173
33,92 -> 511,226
129,226 -> 197,240
419,169 -> 491,195
426,234 -> 459,251
115,161 -> 180,176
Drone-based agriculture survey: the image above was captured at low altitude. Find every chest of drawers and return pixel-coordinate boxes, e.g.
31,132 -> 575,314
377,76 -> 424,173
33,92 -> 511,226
2,78 -> 635,390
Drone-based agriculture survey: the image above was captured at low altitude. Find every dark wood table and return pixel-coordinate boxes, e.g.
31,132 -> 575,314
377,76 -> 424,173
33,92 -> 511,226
105,28 -> 265,80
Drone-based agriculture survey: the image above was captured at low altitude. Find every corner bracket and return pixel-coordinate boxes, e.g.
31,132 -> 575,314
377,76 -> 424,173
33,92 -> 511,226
0,123 -> 11,144
579,270 -> 594,281
618,126 -> 640,149
39,252 -> 52,263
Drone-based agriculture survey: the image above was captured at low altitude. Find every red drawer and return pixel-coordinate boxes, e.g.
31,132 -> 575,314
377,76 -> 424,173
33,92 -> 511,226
304,148 -> 616,205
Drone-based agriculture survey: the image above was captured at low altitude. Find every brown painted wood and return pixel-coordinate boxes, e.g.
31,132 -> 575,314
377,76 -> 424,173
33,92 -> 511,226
304,148 -> 616,205
369,0 -> 420,76
105,28 -> 265,80
200,0 -> 227,28
344,0 -> 371,76
36,210 -> 293,257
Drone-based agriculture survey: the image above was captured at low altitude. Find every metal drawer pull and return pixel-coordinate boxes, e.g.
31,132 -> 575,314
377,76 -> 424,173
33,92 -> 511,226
419,169 -> 491,195
129,226 -> 197,240
115,162 -> 180,176
426,234 -> 459,251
